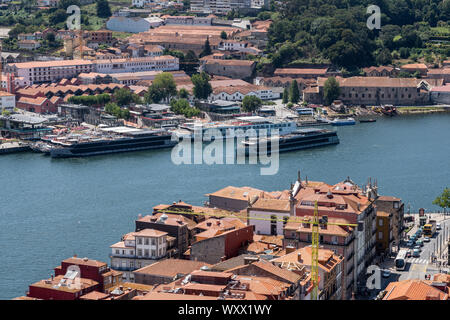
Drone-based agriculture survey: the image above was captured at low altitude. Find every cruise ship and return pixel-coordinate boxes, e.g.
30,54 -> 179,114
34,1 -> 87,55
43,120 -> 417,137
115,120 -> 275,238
49,127 -> 176,158
171,116 -> 297,141
242,128 -> 339,154
330,117 -> 356,126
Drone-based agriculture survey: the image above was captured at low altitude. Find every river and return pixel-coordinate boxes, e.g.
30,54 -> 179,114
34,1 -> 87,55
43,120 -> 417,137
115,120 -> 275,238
0,113 -> 449,299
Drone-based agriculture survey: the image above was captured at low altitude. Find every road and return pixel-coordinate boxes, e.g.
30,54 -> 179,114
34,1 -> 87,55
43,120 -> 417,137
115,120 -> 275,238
271,99 -> 298,118
386,215 -> 450,281
362,214 -> 450,299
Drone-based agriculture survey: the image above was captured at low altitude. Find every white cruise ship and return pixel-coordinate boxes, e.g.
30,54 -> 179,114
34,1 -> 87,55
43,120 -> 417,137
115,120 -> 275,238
171,116 -> 297,141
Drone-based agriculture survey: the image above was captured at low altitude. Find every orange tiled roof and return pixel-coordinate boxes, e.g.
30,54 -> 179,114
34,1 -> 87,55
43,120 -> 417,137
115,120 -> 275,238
383,280 -> 448,300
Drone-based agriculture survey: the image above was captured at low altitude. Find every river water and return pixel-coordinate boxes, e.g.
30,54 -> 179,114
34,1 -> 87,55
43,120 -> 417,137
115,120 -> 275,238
0,113 -> 449,299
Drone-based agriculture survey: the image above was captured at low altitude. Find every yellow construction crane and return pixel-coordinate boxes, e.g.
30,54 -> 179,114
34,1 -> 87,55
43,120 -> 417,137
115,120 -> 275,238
156,200 -> 359,300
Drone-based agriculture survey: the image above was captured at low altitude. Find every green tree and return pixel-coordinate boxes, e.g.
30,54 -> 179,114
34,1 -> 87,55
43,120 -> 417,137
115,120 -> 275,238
96,0 -> 112,19
145,72 -> 177,103
289,80 -> 299,104
178,88 -> 189,99
433,188 -> 450,213
282,87 -> 289,104
170,98 -> 200,118
191,72 -> 212,100
220,31 -> 227,40
242,95 -> 262,112
200,38 -> 212,57
114,88 -> 133,106
323,77 -> 341,106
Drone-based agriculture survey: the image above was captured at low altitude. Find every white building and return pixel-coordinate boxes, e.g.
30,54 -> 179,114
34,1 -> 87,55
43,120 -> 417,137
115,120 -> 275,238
6,56 -> 179,85
210,84 -> 280,101
106,16 -> 163,33
0,91 -> 16,111
94,55 -> 179,74
110,229 -> 170,282
247,197 -> 295,236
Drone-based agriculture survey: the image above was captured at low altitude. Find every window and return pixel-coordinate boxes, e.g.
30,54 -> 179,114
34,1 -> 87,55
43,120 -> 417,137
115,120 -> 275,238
151,238 -> 156,245
379,219 -> 383,226
144,249 -> 149,257
378,232 -> 383,239
270,215 -> 277,236
144,238 -> 149,245
137,249 -> 142,256
137,238 -> 142,245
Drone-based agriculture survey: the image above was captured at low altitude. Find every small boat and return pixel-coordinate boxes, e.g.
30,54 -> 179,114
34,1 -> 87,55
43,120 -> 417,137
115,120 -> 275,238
359,119 -> 376,123
330,117 -> 356,126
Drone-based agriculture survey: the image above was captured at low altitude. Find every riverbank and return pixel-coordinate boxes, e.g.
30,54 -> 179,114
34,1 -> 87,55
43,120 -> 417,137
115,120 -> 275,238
396,106 -> 450,115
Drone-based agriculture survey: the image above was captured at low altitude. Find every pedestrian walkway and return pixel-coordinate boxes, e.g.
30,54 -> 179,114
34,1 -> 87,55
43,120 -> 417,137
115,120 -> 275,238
406,258 -> 428,265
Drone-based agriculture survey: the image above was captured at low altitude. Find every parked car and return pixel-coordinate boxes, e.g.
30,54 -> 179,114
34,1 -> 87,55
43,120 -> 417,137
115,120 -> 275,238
424,237 -> 431,242
413,249 -> 421,257
416,240 -> 424,247
407,240 -> 414,247
414,245 -> 421,252
406,250 -> 412,258
436,223 -> 441,230
382,269 -> 391,278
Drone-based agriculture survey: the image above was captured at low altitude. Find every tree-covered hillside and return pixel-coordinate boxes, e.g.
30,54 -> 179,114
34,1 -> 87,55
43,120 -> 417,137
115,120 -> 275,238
263,0 -> 450,72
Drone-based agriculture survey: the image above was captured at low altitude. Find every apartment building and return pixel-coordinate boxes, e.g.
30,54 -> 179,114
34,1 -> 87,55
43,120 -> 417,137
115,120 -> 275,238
272,246 -> 344,300
135,213 -> 192,256
293,177 -> 378,299
375,196 -> 404,245
189,222 -> 254,264
5,59 -> 95,86
283,216 -> 354,299
94,55 -> 179,74
110,228 -> 175,282
375,211 -> 394,255
6,56 -> 179,85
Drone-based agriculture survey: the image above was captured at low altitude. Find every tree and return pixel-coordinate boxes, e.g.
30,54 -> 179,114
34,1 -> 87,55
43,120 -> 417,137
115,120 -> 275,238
178,88 -> 189,99
104,102 -> 130,119
242,96 -> 262,112
282,87 -> 289,104
200,38 -> 211,57
145,72 -> 177,103
113,88 -> 134,106
220,31 -> 227,40
96,0 -> 112,19
289,80 -> 299,104
323,77 -> 341,106
433,188 -> 450,213
191,72 -> 212,100
170,98 -> 200,118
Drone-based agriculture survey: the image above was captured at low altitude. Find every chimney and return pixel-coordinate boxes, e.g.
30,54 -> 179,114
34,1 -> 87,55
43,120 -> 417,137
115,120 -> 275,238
297,253 -> 302,262
285,246 -> 295,254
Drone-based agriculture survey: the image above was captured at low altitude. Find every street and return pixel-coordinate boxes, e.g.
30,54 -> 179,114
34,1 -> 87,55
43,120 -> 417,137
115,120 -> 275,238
383,214 -> 450,284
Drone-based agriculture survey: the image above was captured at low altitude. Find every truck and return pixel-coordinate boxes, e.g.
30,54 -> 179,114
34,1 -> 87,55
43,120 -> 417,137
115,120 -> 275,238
423,220 -> 436,237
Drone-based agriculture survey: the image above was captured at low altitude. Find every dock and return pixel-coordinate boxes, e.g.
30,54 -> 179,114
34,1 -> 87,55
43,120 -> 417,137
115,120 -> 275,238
0,141 -> 31,154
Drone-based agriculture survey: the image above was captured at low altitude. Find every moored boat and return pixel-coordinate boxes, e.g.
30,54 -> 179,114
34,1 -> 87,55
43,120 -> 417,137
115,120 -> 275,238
330,117 -> 356,126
